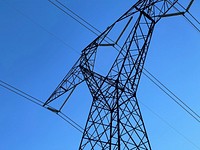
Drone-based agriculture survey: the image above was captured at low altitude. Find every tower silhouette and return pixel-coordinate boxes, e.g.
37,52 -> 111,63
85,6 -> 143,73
44,1 -> 194,149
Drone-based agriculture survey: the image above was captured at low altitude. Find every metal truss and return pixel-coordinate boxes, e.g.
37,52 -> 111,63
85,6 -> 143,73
44,0 -> 192,149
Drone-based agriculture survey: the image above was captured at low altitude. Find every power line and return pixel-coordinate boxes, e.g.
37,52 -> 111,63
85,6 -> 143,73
2,0 -> 80,55
48,0 -> 99,36
0,80 -> 103,147
0,80 -> 43,107
49,0 -> 101,35
0,80 -> 83,133
138,99 -> 200,150
175,1 -> 200,32
48,0 -> 121,50
143,69 -> 200,123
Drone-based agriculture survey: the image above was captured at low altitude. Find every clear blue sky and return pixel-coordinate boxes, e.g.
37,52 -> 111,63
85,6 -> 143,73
0,0 -> 200,150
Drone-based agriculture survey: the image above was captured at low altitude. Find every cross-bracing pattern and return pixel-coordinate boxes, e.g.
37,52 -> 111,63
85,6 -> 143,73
44,0 -> 190,149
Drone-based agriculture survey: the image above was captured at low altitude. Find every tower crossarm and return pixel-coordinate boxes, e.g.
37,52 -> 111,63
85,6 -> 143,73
44,26 -> 114,110
43,58 -> 84,110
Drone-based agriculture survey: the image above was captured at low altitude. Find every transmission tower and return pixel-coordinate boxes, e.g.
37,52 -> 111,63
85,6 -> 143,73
44,0 -> 195,149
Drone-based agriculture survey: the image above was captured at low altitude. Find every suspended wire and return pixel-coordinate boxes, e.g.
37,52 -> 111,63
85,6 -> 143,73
50,0 -> 101,34
59,112 -> 85,131
48,0 -> 200,122
0,80 -> 105,146
48,0 -> 99,36
176,1 -> 197,21
186,11 -> 200,28
0,2 -> 84,131
0,80 -> 84,133
144,68 -> 200,120
142,69 -> 200,123
174,1 -> 200,32
2,0 -> 80,55
184,15 -> 200,33
48,0 -> 122,51
0,80 -> 43,106
57,113 -> 84,133
138,99 -> 200,150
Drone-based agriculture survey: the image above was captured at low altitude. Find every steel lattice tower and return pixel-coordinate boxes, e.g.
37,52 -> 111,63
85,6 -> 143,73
44,0 -> 191,149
